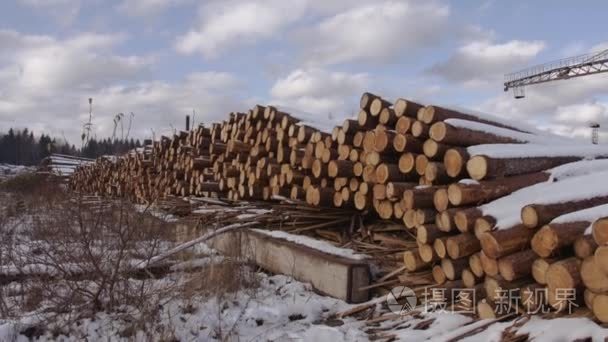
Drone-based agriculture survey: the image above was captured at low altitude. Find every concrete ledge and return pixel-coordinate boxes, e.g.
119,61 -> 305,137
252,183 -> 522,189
206,228 -> 371,303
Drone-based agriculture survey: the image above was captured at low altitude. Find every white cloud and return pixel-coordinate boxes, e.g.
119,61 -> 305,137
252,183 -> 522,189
117,0 -> 190,17
478,70 -> 608,140
176,0 -> 307,58
300,1 -> 449,65
0,31 -> 151,95
176,0 -> 449,63
429,39 -> 545,86
270,68 -> 369,116
0,30 -> 246,144
18,0 -> 81,26
555,102 -> 608,124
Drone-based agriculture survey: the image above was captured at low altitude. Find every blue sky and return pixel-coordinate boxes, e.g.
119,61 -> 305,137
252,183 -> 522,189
1,0 -> 608,144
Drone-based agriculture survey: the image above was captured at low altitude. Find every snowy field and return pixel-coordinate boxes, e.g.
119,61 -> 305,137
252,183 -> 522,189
1,234 -> 606,342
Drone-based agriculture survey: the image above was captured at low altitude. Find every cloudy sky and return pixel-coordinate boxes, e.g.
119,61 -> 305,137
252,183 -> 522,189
1,0 -> 608,144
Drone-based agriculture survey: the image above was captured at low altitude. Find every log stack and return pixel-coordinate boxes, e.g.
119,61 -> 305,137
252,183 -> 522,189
69,92 -> 608,322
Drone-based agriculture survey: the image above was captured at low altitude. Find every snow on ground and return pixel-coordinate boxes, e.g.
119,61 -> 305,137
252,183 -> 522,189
0,164 -> 35,181
252,229 -> 369,260
0,266 -> 368,342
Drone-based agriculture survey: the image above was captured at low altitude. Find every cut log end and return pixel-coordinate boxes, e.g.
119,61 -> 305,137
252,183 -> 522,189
593,294 -> 608,323
421,106 -> 436,124
531,258 -> 552,285
432,265 -> 446,284
546,258 -> 581,291
447,184 -> 462,206
592,217 -> 608,245
433,189 -> 449,212
531,225 -> 560,258
466,155 -> 488,181
521,205 -> 539,228
444,149 -> 465,178
429,122 -> 446,142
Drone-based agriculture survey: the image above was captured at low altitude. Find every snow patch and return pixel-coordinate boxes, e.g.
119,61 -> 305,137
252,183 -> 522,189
252,229 -> 368,260
468,143 -> 608,159
446,119 -> 571,145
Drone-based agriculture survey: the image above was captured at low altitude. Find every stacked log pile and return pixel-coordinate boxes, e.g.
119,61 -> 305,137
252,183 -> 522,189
69,92 -> 608,322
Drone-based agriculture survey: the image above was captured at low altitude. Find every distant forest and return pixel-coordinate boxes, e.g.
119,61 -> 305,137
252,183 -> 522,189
0,128 -> 142,166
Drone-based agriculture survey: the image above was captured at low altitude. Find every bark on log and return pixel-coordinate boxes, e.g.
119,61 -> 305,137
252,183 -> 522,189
497,249 -> 537,281
467,155 -> 580,181
531,221 -> 589,257
478,225 -> 535,259
448,172 -> 549,207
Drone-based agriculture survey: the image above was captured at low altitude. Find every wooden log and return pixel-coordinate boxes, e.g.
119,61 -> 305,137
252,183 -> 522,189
415,154 -> 428,176
594,245 -> 608,275
592,294 -> 608,323
415,209 -> 436,226
531,221 -> 589,257
430,121 -> 521,146
425,162 -> 449,184
416,224 -> 448,245
443,148 -> 469,178
433,236 -> 448,259
580,255 -> 608,293
403,209 -> 418,229
521,283 -> 547,313
479,250 -> 498,277
454,207 -> 483,233
484,275 -> 527,303
421,105 -> 532,133
522,197 -> 608,229
423,139 -> 450,160
446,233 -> 481,259
436,209 -> 460,233
392,134 -> 423,154
474,215 -> 497,239
433,188 -> 449,211
403,186 -> 440,209
462,268 -> 483,288
398,152 -> 416,174
531,258 -> 557,285
379,108 -> 398,126
375,163 -> 417,184
385,182 -> 416,199
592,217 -> 608,245
403,249 -> 429,272
395,117 -> 413,135
545,257 -> 583,311
467,155 -> 580,181
327,160 -> 354,178
393,98 -> 424,118
478,225 -> 536,259
441,257 -> 469,281
369,97 -> 392,117
419,243 -> 439,263
497,249 -> 537,281
447,172 -> 549,207
432,265 -> 447,284
574,235 -> 598,259
469,252 -> 485,278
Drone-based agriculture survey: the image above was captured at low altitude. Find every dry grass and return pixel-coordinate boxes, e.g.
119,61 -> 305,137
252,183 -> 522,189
0,179 -> 262,339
